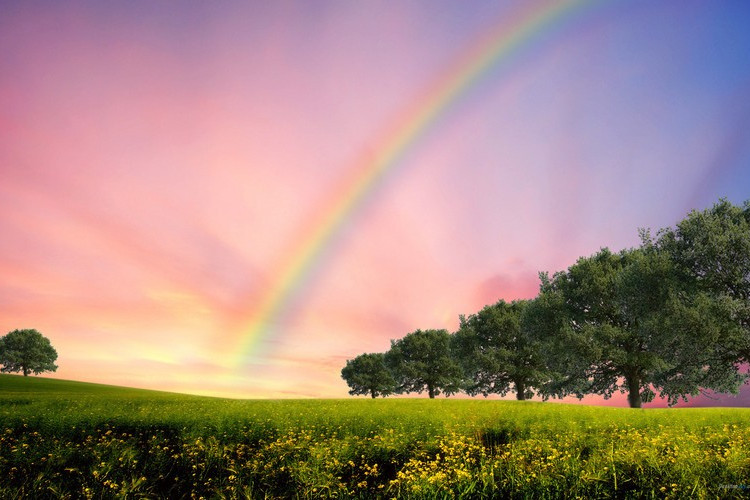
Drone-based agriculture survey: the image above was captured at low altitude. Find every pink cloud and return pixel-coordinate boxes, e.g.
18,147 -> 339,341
473,272 -> 541,306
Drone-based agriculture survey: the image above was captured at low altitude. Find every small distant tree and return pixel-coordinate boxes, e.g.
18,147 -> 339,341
341,352 -> 395,398
453,300 -> 547,400
0,329 -> 58,376
385,329 -> 463,398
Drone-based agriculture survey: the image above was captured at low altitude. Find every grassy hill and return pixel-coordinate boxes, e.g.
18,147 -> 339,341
1,374 -> 749,498
0,373 -> 184,396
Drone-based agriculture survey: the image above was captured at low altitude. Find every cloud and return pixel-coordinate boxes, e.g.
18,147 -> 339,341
473,272 -> 540,307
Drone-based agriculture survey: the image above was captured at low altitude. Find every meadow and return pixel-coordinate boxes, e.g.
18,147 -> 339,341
1,375 -> 749,498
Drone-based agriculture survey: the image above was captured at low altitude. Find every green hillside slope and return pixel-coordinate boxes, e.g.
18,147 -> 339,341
0,373 -> 182,396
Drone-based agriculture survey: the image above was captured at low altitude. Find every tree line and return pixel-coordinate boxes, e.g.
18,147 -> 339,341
341,199 -> 750,408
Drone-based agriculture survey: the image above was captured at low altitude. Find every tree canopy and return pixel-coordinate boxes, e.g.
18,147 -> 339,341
658,199 -> 750,365
0,329 -> 58,377
385,329 -> 463,398
533,248 -> 666,407
529,243 -> 745,407
453,299 -> 546,400
340,352 -> 396,398
340,198 -> 750,407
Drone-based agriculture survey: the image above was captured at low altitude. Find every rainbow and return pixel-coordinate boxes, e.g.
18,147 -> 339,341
235,0 -> 604,367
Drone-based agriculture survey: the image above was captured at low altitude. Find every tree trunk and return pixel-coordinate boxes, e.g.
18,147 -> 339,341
370,389 -> 376,399
428,385 -> 435,399
626,374 -> 642,408
23,366 -> 29,377
515,379 -> 526,401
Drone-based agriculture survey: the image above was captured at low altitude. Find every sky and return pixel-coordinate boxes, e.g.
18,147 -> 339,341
1,0 -> 750,405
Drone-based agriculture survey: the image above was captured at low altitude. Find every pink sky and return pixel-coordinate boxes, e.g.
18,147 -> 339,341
2,1 -> 750,404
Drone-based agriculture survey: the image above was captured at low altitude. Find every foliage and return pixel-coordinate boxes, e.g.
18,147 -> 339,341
0,329 -> 58,377
521,277 -> 587,400
385,329 -> 463,398
341,353 -> 396,398
658,198 -> 750,366
533,246 -> 742,408
342,199 -> 750,408
2,375 -> 750,499
453,300 -> 547,400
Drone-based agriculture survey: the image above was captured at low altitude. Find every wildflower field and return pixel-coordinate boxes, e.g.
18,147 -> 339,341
1,375 -> 749,498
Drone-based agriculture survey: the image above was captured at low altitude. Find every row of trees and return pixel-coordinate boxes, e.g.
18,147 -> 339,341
341,199 -> 750,407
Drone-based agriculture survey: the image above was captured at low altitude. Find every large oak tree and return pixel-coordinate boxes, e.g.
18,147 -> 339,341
534,245 -> 741,407
658,199 -> 750,367
0,329 -> 58,377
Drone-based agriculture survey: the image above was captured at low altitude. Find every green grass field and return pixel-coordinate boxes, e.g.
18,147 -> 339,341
1,374 -> 749,498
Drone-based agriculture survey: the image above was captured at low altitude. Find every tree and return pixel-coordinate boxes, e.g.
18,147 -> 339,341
657,199 -> 750,365
0,329 -> 58,376
535,246 -> 739,408
453,299 -> 547,400
521,278 -> 589,400
617,240 -> 743,405
341,352 -> 396,398
385,329 -> 463,398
